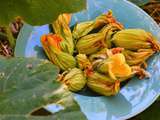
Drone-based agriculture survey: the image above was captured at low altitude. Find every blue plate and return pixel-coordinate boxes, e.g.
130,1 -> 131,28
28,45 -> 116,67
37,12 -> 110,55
15,0 -> 160,119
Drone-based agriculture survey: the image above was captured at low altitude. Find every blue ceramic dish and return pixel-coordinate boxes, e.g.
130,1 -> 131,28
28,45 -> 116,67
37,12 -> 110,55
15,0 -> 160,119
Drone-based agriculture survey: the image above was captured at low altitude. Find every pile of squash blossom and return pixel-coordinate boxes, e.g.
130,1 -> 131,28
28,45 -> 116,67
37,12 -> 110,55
41,11 -> 160,96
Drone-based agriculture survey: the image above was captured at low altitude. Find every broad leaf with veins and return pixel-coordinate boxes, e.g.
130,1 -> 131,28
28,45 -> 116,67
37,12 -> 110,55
0,0 -> 86,26
0,56 -> 87,120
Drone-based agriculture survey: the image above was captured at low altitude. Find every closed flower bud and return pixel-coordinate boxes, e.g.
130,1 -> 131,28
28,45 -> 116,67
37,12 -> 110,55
58,68 -> 87,92
87,72 -> 120,96
122,49 -> 155,66
76,33 -> 106,55
72,21 -> 95,41
76,54 -> 92,70
112,29 -> 160,51
41,34 -> 76,70
94,10 -> 124,30
100,24 -> 123,48
72,10 -> 123,41
52,14 -> 74,54
57,14 -> 71,25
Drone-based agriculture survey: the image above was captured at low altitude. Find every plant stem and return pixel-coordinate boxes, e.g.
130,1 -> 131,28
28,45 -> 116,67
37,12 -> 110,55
6,26 -> 15,48
0,32 -> 7,40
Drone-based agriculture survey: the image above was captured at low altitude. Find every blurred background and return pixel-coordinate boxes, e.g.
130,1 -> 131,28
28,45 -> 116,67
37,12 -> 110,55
142,0 -> 160,24
129,0 -> 160,24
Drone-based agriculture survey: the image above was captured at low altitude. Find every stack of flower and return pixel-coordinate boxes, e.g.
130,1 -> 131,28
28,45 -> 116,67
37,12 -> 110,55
41,11 -> 160,96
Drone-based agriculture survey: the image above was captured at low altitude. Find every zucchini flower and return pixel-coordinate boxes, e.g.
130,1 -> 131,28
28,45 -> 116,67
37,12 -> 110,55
131,66 -> 151,79
52,14 -> 74,54
100,24 -> 124,48
94,10 -> 124,30
87,72 -> 120,96
72,21 -> 95,42
41,34 -> 76,70
96,53 -> 132,81
89,48 -> 124,62
76,54 -> 93,77
72,10 -> 124,41
58,68 -> 86,92
122,49 -> 155,66
112,29 -> 160,51
76,54 -> 92,70
57,14 -> 71,25
76,33 -> 106,55
117,65 -> 151,80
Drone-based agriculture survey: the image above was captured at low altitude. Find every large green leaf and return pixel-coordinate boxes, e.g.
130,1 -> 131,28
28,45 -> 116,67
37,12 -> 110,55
0,56 -> 87,120
0,0 -> 86,26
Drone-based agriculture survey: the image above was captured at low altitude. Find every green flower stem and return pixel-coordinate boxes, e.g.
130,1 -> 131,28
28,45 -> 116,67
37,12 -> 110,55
6,26 -> 15,48
0,31 -> 7,40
